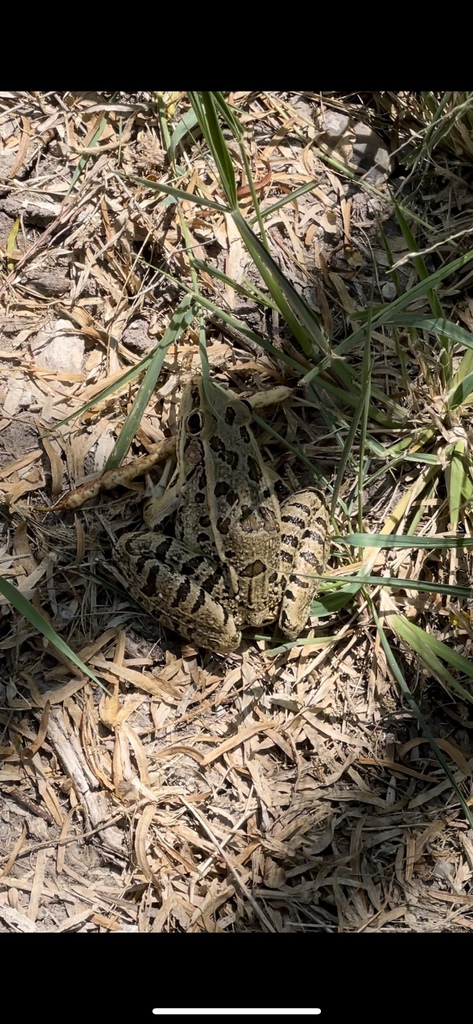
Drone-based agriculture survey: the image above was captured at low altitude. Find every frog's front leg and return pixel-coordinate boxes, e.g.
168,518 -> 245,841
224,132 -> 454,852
114,530 -> 241,654
278,489 -> 329,639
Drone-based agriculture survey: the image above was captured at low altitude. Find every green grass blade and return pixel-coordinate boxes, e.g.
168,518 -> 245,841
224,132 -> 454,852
374,314 -> 473,352
68,93 -> 119,192
311,584 -> 363,617
333,574 -> 472,600
168,107 -> 199,163
120,172 -> 229,214
104,298 -> 195,471
342,533 -> 473,550
372,603 -> 473,827
40,349 -> 161,436
338,250 -> 473,356
0,575 -> 110,695
448,367 -> 473,409
393,200 -> 445,318
391,613 -> 473,703
446,440 -> 469,527
233,208 -> 332,359
250,179 -> 321,225
188,92 -> 238,208
192,258 -> 279,310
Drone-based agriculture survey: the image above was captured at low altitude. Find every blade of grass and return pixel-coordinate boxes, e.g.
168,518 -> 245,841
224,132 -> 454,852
391,613 -> 473,703
249,178 -> 322,226
233,208 -> 333,361
448,369 -> 473,409
192,258 -> 279,311
251,410 -> 330,483
188,93 -> 347,372
140,256 -> 322,375
338,250 -> 473,356
333,574 -> 473,600
0,575 -> 111,695
446,440 -> 470,527
393,199 -> 450,382
373,313 -> 473,353
167,106 -> 199,162
119,171 -> 230,214
371,601 -> 473,828
188,92 -> 238,208
104,297 -> 196,471
393,201 -> 445,320
341,533 -> 473,550
6,216 -> 20,273
40,348 -> 160,436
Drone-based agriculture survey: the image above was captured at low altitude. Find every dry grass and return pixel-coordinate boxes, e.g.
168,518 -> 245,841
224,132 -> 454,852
1,91 -> 473,933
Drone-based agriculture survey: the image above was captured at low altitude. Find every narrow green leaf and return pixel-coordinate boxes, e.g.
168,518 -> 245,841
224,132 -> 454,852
381,314 -> 473,349
119,171 -> 229,214
192,258 -> 276,309
341,533 -> 473,550
446,440 -> 468,527
338,250 -> 473,356
372,604 -> 473,827
250,179 -> 321,226
448,370 -> 473,409
6,216 -> 20,273
391,614 -> 473,701
0,575 -> 111,695
311,584 -> 362,616
168,109 -> 199,162
69,95 -> 119,192
333,574 -> 472,599
105,298 -> 195,471
232,209 -> 335,362
41,349 -> 158,435
393,201 -> 444,317
188,92 -> 237,208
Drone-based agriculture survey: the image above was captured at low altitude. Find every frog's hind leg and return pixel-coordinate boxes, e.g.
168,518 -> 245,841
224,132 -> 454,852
114,530 -> 241,654
278,490 -> 329,639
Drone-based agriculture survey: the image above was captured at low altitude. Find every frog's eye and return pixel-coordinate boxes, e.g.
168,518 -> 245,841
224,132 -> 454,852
186,411 -> 205,435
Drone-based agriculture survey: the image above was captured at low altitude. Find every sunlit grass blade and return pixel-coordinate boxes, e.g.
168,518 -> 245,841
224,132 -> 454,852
373,313 -> 473,356
251,179 -> 321,225
338,249 -> 473,356
187,92 -> 350,374
393,199 -> 450,381
446,439 -> 470,527
104,298 -> 195,471
251,411 -> 329,481
168,107 -> 199,163
192,258 -> 279,310
341,533 -> 473,549
188,92 -> 238,208
40,348 -> 163,436
140,256 -> 315,375
447,345 -> 473,408
311,584 -> 364,617
232,208 -> 334,361
333,574 -> 472,600
120,171 -> 229,214
372,601 -> 473,828
6,216 -> 20,273
0,575 -> 110,695
393,200 -> 445,318
390,613 -> 473,705
449,373 -> 473,409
